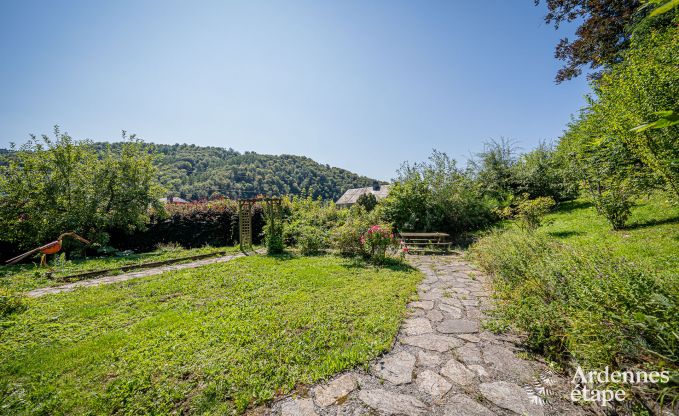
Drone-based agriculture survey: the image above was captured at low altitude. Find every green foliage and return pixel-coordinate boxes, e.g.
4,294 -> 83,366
108,199 -> 264,253
282,196 -> 346,253
559,118 -> 655,229
383,150 -> 495,235
296,226 -> 327,255
0,255 -> 420,414
536,0 -> 675,82
470,138 -> 517,204
263,204 -> 284,254
511,142 -> 578,200
469,229 -> 678,403
359,225 -> 397,264
330,205 -> 372,257
0,129 -> 165,252
589,24 -> 679,198
0,288 -> 28,317
99,142 -> 377,201
356,192 -> 378,212
515,195 -> 556,231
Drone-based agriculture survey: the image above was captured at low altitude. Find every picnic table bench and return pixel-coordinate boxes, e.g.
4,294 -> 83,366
399,232 -> 451,253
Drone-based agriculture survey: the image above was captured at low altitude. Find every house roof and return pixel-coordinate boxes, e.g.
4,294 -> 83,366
336,185 -> 390,205
159,197 -> 189,203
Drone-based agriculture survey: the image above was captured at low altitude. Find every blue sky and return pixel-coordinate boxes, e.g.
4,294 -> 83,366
0,0 -> 589,180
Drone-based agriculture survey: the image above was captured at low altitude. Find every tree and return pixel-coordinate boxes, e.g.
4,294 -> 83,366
470,138 -> 518,204
356,192 -> 378,212
512,142 -> 579,201
535,0 -> 674,82
0,128 -> 164,251
383,150 -> 494,234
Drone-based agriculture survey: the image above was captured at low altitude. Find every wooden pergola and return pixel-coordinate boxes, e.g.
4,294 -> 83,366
237,197 -> 282,252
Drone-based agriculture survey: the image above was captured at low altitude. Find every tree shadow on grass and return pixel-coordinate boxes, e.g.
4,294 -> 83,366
624,215 -> 679,230
547,230 -> 585,238
263,251 -> 299,261
554,199 -> 594,213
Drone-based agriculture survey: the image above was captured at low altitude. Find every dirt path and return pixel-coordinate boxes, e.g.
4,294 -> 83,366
26,251 -> 254,298
267,254 -> 591,416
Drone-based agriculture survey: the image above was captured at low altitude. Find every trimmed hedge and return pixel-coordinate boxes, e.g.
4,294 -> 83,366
109,200 -> 264,252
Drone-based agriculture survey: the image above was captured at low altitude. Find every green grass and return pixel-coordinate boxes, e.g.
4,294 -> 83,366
0,254 -> 420,415
0,245 -> 241,293
468,193 -> 679,408
541,194 -> 679,277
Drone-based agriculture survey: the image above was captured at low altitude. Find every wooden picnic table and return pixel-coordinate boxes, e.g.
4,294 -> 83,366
399,232 -> 451,252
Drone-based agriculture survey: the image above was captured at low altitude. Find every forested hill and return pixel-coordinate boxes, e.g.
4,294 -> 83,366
95,142 -> 377,201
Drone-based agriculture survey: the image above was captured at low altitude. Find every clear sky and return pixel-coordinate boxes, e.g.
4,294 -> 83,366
0,0 -> 590,180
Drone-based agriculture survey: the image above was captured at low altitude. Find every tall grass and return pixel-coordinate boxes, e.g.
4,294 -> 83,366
469,229 -> 678,406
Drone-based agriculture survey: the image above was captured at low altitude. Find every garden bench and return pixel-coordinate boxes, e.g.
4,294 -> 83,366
399,232 -> 451,253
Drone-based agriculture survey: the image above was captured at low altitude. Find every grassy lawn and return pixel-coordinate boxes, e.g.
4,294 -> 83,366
541,194 -> 679,277
0,245 -> 241,293
0,254 -> 420,415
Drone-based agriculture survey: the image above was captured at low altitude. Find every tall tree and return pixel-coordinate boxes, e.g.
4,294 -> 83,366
536,0 -> 641,82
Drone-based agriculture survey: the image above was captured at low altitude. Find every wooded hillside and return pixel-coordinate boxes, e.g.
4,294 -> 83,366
94,142 -> 377,201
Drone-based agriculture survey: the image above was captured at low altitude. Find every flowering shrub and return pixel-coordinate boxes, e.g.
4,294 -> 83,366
360,225 -> 397,264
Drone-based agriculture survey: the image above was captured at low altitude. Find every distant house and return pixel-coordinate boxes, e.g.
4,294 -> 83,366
336,182 -> 390,208
159,196 -> 190,204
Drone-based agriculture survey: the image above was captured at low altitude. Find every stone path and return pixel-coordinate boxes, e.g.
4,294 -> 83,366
26,251 -> 253,298
266,254 -> 591,416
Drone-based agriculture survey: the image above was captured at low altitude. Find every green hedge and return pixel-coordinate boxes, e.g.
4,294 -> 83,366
109,200 -> 264,252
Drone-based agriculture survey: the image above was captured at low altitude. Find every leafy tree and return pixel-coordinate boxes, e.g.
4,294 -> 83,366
470,138 -> 518,204
512,142 -> 579,201
558,112 -> 655,229
383,150 -> 495,234
0,128 -> 164,251
591,24 -> 679,197
535,0 -> 676,82
356,192 -> 378,212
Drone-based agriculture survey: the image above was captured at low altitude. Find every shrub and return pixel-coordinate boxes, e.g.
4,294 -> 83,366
592,187 -> 634,230
283,196 -> 347,254
383,150 -> 495,235
515,196 -> 555,231
469,229 -> 678,405
512,142 -> 578,201
263,204 -> 284,255
330,205 -> 383,257
360,225 -> 397,264
0,130 -> 164,253
109,200 -> 264,251
297,226 -> 327,255
356,193 -> 378,212
0,289 -> 28,317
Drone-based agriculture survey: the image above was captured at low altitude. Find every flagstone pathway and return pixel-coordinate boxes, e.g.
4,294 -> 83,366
266,254 -> 592,416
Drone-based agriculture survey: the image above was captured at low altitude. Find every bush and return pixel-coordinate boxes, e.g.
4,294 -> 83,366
592,188 -> 634,230
0,289 -> 28,317
356,193 -> 378,212
360,225 -> 397,264
0,130 -> 164,253
109,200 -> 264,251
297,226 -> 327,255
469,229 -> 678,404
383,150 -> 495,235
283,196 -> 347,253
515,196 -> 555,231
263,204 -> 284,255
